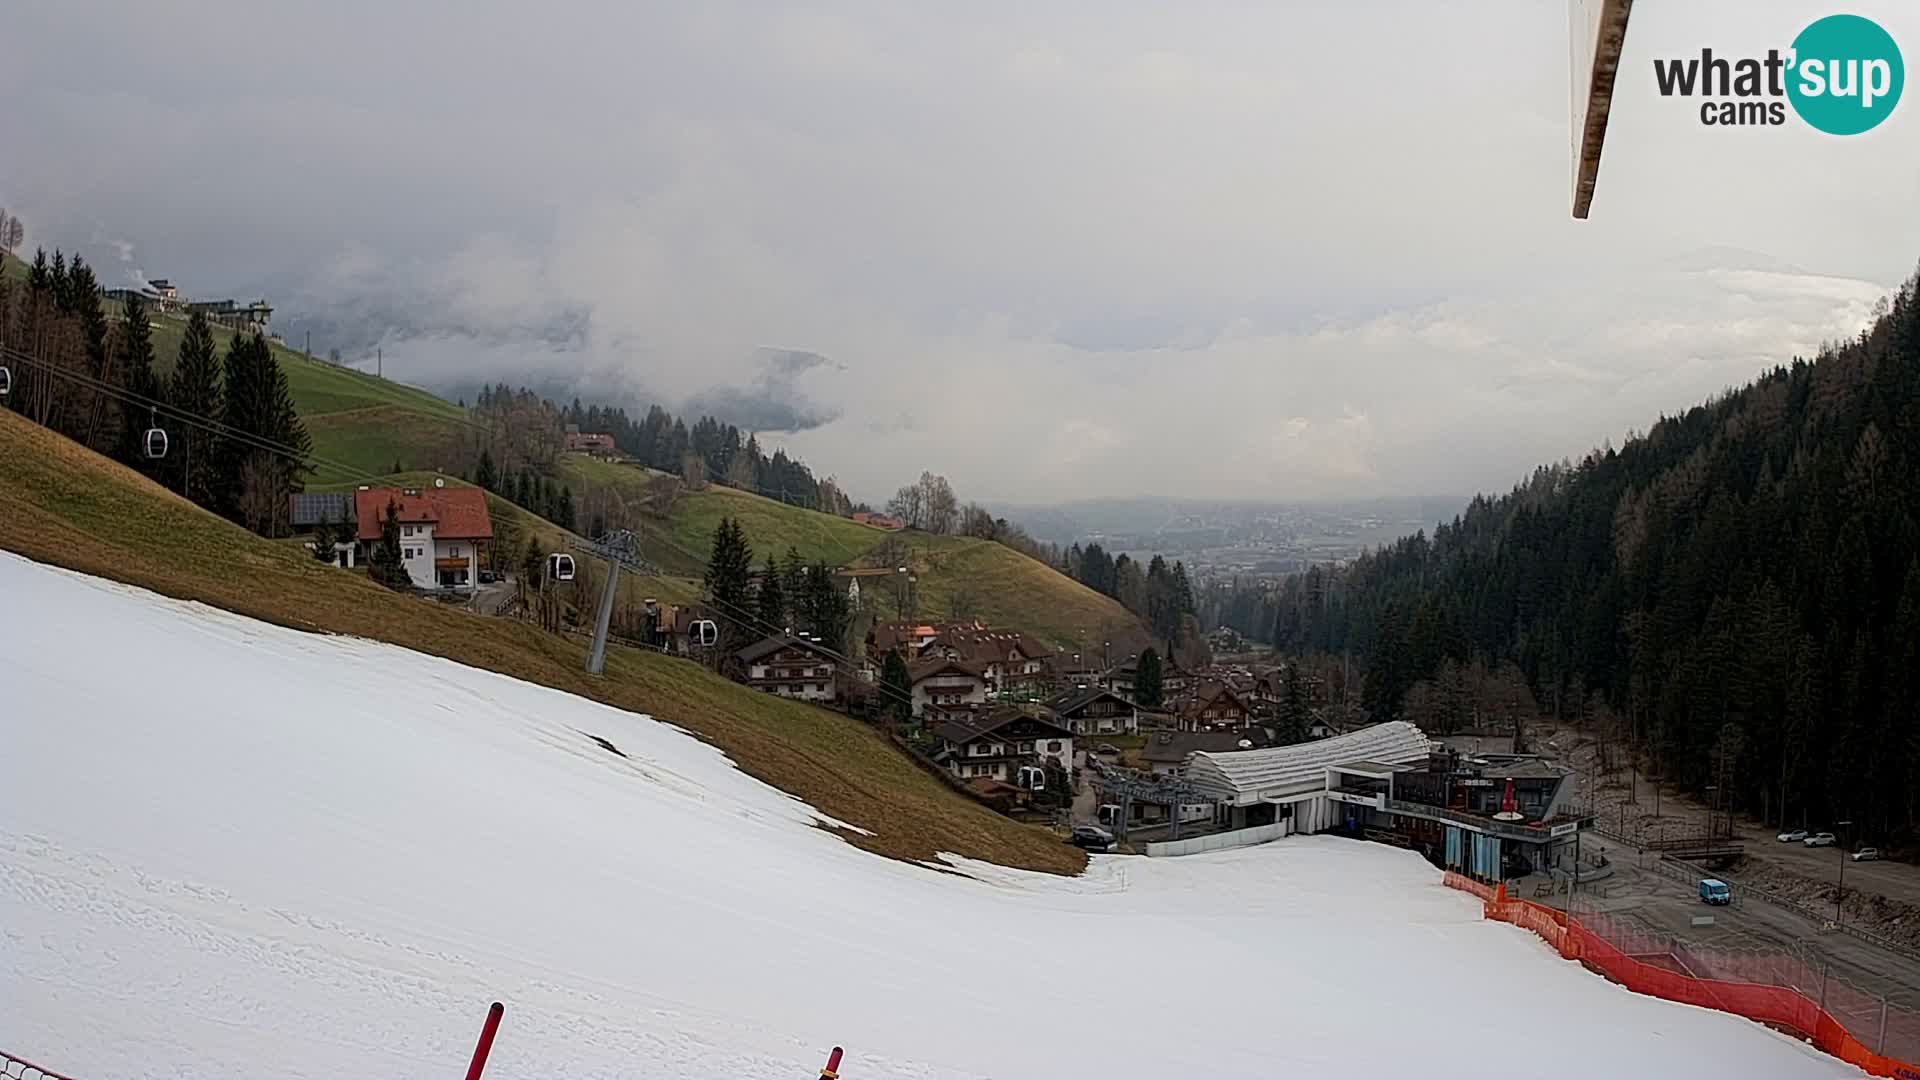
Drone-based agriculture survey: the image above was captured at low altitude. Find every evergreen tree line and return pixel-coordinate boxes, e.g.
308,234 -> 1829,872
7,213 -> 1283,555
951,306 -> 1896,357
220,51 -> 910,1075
1062,545 -> 1197,642
472,446 -> 575,533
0,247 -> 310,536
704,515 -> 852,659
1272,266 -> 1920,844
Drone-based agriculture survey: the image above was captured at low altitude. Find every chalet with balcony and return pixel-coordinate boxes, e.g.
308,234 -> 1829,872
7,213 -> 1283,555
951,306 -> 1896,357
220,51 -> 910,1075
1045,686 -> 1138,737
937,705 -> 1074,783
736,635 -> 840,703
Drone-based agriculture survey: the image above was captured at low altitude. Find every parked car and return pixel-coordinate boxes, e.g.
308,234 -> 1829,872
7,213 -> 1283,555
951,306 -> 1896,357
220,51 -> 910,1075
1096,743 -> 1121,756
1777,829 -> 1808,843
1804,832 -> 1838,847
1852,848 -> 1881,862
478,569 -> 500,584
1698,878 -> 1731,905
1069,824 -> 1116,851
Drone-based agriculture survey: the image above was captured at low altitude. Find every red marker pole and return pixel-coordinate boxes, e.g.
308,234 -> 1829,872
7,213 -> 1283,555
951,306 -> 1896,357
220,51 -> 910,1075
465,1002 -> 505,1080
819,1046 -> 844,1079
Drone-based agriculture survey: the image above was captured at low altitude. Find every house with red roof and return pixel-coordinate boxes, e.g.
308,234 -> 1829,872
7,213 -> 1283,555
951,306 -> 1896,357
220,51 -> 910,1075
353,483 -> 494,591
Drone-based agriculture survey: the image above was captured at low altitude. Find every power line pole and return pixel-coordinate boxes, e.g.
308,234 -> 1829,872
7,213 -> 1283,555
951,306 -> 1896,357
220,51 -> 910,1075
571,529 -> 660,676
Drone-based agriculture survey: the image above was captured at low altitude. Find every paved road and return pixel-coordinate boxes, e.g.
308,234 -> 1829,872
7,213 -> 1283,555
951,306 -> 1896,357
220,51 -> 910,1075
1552,727 -> 1920,909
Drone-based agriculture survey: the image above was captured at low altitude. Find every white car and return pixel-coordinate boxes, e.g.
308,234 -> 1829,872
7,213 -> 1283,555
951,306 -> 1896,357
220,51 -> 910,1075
1852,848 -> 1881,862
1804,832 -> 1837,847
1777,829 -> 1808,843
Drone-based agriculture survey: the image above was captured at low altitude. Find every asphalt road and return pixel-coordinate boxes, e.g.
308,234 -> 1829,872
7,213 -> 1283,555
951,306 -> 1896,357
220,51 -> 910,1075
1553,727 -> 1920,909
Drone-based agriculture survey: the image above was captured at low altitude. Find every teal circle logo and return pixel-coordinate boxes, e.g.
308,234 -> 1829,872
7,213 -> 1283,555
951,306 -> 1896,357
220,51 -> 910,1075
1787,14 -> 1903,135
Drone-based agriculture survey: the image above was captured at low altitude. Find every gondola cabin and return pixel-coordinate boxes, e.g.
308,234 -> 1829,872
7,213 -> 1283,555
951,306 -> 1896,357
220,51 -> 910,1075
548,553 -> 576,582
144,426 -> 169,459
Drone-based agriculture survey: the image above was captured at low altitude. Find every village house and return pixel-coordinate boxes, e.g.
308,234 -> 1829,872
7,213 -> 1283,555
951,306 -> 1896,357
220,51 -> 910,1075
288,492 -> 358,567
919,624 -> 1052,693
1103,653 -> 1195,699
871,621 -> 942,658
851,511 -> 905,530
353,484 -> 492,590
563,424 -> 617,454
1169,680 -> 1256,733
937,705 -> 1074,784
185,298 -> 273,335
735,635 -> 839,703
908,657 -> 991,718
1045,686 -> 1138,737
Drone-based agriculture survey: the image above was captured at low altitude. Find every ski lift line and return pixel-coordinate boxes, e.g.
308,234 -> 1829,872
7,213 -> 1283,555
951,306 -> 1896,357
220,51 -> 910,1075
8,346 -> 922,714
0,347 -> 377,484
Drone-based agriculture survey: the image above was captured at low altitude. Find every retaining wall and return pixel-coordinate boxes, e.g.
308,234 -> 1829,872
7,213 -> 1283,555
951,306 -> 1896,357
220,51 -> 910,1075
1142,821 -> 1288,857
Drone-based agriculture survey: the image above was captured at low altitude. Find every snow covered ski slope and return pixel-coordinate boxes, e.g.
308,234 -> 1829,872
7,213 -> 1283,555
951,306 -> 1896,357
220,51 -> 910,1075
0,553 -> 1856,1078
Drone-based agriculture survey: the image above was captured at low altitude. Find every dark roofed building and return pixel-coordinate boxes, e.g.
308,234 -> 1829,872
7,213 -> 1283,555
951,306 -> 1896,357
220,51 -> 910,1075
1045,686 -> 1138,736
938,705 -> 1074,784
1138,728 -> 1281,776
1169,680 -> 1255,733
736,635 -> 840,703
908,656 -> 991,718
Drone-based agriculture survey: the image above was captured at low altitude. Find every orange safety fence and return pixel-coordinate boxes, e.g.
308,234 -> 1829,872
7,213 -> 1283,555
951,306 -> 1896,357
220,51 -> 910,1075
1441,874 -> 1920,1080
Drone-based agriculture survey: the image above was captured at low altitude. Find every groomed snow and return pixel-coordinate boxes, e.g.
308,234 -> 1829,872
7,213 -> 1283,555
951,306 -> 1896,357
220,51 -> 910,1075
0,553 -> 1854,1079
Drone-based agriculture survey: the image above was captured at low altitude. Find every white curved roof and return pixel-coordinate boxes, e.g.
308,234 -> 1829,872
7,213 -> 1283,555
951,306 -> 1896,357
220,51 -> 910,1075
1186,721 -> 1433,802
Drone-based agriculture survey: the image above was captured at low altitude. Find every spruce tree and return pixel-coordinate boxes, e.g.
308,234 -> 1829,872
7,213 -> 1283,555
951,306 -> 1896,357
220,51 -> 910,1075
882,647 -> 913,725
756,553 -> 787,631
1278,663 -> 1310,744
169,309 -> 222,507
703,516 -> 755,646
113,294 -> 163,471
800,560 -> 849,652
556,485 -> 575,531
1136,647 -> 1164,708
475,448 -> 498,492
369,499 -> 410,589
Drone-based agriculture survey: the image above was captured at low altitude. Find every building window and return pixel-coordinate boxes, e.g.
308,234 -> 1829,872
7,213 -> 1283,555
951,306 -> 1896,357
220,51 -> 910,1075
1047,741 -> 1062,752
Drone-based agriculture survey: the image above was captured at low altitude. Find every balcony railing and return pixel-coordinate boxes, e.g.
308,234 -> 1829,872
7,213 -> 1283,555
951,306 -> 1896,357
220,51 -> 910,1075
1383,798 -> 1589,843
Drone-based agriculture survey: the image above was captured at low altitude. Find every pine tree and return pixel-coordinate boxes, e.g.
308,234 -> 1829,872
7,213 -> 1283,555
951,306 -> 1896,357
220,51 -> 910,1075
368,499 -> 410,589
1136,647 -> 1164,708
756,553 -> 787,631
800,560 -> 850,652
556,485 -> 575,532
1278,663 -> 1310,744
169,309 -> 222,507
311,515 -> 338,561
475,448 -> 498,492
882,647 -> 913,725
113,294 -> 162,470
703,516 -> 755,647
215,333 -> 310,533
781,545 -> 806,612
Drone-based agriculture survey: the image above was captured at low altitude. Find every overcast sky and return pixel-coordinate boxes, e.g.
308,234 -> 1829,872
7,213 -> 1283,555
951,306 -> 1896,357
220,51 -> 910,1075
5,1 -> 1917,503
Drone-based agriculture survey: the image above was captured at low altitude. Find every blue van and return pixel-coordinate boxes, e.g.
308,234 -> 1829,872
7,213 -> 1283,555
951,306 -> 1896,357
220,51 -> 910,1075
1699,878 -> 1731,905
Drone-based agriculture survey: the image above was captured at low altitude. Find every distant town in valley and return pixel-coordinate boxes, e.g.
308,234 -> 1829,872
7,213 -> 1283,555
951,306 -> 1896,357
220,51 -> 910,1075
996,495 -> 1469,580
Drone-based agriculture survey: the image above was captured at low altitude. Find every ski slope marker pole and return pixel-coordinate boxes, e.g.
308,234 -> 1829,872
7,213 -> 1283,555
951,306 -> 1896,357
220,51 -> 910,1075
819,1045 -> 844,1079
465,1001 -> 505,1080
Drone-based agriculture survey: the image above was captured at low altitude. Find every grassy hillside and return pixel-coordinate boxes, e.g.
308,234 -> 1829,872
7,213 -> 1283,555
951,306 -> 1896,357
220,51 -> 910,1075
857,532 -> 1153,655
556,454 -> 1148,649
0,247 -> 1149,651
559,455 -> 886,569
314,468 -> 705,607
0,408 -> 1081,874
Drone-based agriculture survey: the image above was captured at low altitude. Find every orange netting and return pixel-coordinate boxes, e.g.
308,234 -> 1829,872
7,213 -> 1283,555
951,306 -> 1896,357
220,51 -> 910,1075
1442,872 -> 1920,1080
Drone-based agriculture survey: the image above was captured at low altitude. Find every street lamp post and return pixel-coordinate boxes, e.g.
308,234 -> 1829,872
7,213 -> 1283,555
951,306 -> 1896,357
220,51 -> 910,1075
1705,785 -> 1718,862
1836,819 -> 1853,929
